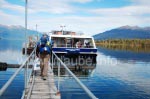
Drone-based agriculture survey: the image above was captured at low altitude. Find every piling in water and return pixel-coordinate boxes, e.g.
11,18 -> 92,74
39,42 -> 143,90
0,62 -> 7,71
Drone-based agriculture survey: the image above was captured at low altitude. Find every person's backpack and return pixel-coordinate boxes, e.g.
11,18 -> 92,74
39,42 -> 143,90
40,35 -> 49,46
39,35 -> 51,54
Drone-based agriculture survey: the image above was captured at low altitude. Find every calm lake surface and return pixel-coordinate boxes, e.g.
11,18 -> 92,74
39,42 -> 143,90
58,47 -> 150,99
0,40 -> 150,99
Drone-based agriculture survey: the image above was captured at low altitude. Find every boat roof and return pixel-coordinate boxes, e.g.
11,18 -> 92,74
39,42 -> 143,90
50,34 -> 93,39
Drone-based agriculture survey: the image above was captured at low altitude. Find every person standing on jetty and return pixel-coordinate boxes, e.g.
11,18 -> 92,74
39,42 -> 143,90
36,34 -> 51,80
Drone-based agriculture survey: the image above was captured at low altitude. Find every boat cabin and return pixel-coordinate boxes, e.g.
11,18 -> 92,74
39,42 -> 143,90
50,31 -> 96,49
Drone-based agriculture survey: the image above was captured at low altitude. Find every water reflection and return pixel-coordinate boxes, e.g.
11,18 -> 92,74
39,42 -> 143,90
94,50 -> 150,97
52,58 -> 96,76
98,46 -> 150,62
0,68 -> 25,99
0,50 -> 24,64
0,39 -> 24,64
0,39 -> 23,51
56,47 -> 150,99
53,65 -> 96,76
98,44 -> 150,53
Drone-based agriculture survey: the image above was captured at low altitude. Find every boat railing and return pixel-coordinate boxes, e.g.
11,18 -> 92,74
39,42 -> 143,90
51,51 -> 98,99
0,44 -> 37,96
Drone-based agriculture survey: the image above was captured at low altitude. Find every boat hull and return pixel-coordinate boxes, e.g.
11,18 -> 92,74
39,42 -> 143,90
52,47 -> 97,63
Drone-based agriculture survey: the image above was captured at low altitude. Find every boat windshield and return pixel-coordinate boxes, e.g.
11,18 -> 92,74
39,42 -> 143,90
51,37 -> 94,48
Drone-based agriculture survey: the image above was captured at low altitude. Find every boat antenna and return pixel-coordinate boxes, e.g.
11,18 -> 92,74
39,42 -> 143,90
60,25 -> 66,35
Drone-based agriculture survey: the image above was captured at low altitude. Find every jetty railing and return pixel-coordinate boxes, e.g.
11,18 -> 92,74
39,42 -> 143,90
0,45 -> 37,96
51,51 -> 98,99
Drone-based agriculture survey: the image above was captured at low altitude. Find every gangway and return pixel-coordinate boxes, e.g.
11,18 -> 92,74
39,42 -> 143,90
0,45 -> 98,99
23,66 -> 60,99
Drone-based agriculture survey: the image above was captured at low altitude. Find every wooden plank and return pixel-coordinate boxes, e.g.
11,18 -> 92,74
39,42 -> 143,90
24,66 -> 60,99
30,95 -> 51,99
32,91 -> 56,93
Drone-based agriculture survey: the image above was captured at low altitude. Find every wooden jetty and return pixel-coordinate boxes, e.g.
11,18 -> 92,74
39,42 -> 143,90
0,49 -> 97,99
24,66 -> 60,99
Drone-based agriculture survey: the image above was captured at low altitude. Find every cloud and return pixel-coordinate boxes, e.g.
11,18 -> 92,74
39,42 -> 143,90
0,0 -> 77,14
28,0 -> 75,14
131,0 -> 150,6
71,0 -> 93,3
0,0 -> 150,36
26,0 -> 94,14
90,5 -> 150,16
27,14 -> 150,35
27,0 -> 93,14
0,10 -> 23,26
0,0 -> 24,13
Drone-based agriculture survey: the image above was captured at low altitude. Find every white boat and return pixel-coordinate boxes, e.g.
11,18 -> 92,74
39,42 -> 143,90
49,31 -> 97,63
22,30 -> 97,63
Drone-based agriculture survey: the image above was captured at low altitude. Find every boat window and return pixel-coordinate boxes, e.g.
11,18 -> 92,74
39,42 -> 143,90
51,37 -> 94,48
52,37 -> 66,47
83,38 -> 93,48
74,38 -> 94,48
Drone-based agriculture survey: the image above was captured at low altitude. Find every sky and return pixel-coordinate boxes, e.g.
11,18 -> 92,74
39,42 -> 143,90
0,0 -> 150,35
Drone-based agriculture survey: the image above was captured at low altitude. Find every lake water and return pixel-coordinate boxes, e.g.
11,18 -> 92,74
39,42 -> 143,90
57,47 -> 150,99
0,69 -> 25,99
0,40 -> 150,99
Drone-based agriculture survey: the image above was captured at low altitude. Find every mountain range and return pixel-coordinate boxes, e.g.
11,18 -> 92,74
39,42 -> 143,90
0,24 -> 42,50
93,25 -> 150,40
1,24 -> 150,40
0,24 -> 40,40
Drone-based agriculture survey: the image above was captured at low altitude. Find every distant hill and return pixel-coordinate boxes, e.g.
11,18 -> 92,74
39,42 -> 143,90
0,24 -> 41,40
93,25 -> 150,40
0,24 -> 42,50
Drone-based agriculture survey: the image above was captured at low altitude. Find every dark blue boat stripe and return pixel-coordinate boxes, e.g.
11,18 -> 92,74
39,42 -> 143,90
52,48 -> 97,53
